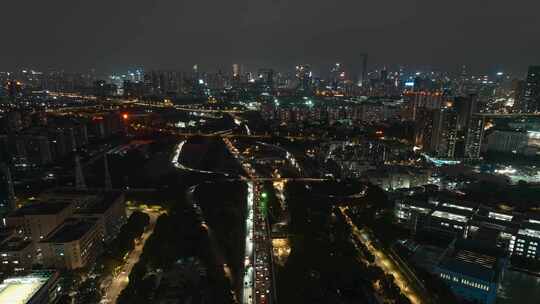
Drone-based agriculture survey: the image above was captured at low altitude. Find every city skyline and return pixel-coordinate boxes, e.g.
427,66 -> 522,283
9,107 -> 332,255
1,0 -> 539,75
2,2 -> 540,304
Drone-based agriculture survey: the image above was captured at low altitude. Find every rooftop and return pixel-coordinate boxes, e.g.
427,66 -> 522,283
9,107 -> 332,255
10,202 -> 71,217
430,194 -> 479,210
398,198 -> 433,212
432,205 -> 476,219
75,191 -> 123,215
438,239 -> 506,282
470,213 -> 520,232
38,188 -> 100,204
0,271 -> 56,304
41,218 -> 97,243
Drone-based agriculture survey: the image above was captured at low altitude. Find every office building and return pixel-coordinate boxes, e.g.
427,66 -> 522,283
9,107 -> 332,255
40,218 -> 101,270
39,189 -> 126,243
6,202 -> 74,245
427,197 -> 478,237
512,217 -> 540,259
396,193 -> 480,237
0,232 -> 35,274
430,104 -> 458,159
484,130 -> 528,154
395,191 -> 540,262
74,191 -> 126,242
395,198 -> 434,231
436,239 -> 506,304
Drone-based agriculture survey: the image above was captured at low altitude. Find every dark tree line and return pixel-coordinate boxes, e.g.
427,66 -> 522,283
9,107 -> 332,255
117,199 -> 234,304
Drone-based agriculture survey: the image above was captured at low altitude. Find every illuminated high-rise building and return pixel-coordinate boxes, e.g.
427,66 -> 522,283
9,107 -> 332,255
295,64 -> 312,94
330,63 -> 345,90
430,102 -> 458,159
522,66 -> 540,113
414,108 -> 436,149
464,114 -> 485,160
512,80 -> 526,113
257,68 -> 274,91
454,94 -> 478,131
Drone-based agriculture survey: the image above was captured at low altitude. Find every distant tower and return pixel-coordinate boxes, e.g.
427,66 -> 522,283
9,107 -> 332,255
75,155 -> 87,190
232,64 -> 241,78
232,64 -> 242,87
104,153 -> 112,190
192,64 -> 199,79
523,66 -> 540,113
360,53 -> 368,86
0,163 -> 16,212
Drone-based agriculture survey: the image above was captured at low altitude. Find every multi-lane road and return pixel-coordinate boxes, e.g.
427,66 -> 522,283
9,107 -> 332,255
171,135 -> 275,304
223,137 -> 274,304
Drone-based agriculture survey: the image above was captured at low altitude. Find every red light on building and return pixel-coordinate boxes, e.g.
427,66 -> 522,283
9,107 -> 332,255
122,113 -> 129,120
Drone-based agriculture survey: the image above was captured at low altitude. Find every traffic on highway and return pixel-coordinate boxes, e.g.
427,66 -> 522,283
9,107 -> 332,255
224,137 -> 274,304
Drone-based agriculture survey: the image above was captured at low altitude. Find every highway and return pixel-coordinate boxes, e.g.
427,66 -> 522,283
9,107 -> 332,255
224,137 -> 274,304
243,182 -> 255,304
169,134 -> 327,304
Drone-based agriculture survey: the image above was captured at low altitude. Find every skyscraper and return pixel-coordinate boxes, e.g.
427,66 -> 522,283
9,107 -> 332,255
522,66 -> 540,113
330,63 -> 345,90
454,94 -> 478,132
430,103 -> 458,159
464,114 -> 485,160
295,64 -> 312,94
359,53 -> 368,87
512,80 -> 526,113
232,64 -> 241,78
414,108 -> 436,149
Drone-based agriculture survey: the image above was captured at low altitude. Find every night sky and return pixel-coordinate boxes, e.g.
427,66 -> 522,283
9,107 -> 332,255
2,0 -> 539,75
